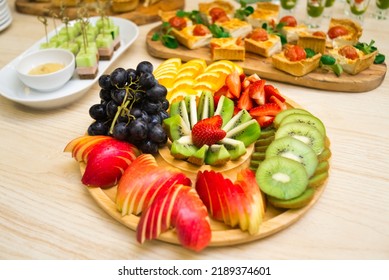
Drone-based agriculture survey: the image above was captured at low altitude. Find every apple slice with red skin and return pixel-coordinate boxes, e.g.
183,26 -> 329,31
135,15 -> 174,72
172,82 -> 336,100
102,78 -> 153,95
116,154 -> 159,213
195,170 -> 224,221
64,135 -> 111,162
116,154 -> 192,216
137,184 -> 211,252
196,168 -> 266,234
174,188 -> 212,251
64,135 -> 140,188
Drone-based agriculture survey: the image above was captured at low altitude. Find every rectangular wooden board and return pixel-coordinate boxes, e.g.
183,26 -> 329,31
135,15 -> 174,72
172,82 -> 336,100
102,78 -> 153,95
15,0 -> 184,25
146,26 -> 386,93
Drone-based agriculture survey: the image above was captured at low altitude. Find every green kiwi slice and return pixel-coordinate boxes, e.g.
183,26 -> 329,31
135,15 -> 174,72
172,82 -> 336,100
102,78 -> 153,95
275,122 -> 325,155
279,113 -> 326,138
273,108 -> 312,128
256,156 -> 308,200
266,136 -> 318,178
267,187 -> 315,209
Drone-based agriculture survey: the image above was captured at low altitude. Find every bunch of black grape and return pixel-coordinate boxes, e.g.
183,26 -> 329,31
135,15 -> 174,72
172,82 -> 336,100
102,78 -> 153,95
87,61 -> 169,154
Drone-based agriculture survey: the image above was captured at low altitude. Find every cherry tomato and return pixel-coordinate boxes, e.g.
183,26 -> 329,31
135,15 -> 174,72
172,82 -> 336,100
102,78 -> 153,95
284,45 -> 306,62
279,16 -> 297,27
327,26 -> 349,39
312,31 -> 326,38
209,7 -> 228,23
338,45 -> 359,60
193,24 -> 211,36
168,16 -> 187,30
249,28 -> 269,41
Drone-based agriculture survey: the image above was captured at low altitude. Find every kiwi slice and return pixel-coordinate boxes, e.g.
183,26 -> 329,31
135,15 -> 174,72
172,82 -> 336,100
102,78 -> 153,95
163,114 -> 191,141
187,144 -> 209,166
267,187 -> 315,209
308,171 -> 329,188
275,122 -> 325,155
279,113 -> 326,138
222,109 -> 252,131
266,136 -> 318,178
274,108 -> 312,128
214,95 -> 235,127
170,135 -> 198,159
205,144 -> 231,166
218,138 -> 247,160
256,156 -> 308,200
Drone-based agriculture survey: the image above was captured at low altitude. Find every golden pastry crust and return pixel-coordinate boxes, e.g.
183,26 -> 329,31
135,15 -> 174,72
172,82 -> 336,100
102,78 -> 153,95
172,25 -> 212,49
246,3 -> 279,28
210,38 -> 245,61
216,18 -> 253,38
198,0 -> 235,16
272,52 -> 322,76
328,47 -> 377,75
297,32 -> 327,54
328,18 -> 363,48
111,0 -> 139,13
245,34 -> 282,58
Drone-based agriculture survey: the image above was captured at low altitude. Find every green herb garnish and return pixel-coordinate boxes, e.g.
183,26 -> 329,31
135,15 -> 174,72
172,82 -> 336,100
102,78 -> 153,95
234,1 -> 254,20
151,22 -> 179,49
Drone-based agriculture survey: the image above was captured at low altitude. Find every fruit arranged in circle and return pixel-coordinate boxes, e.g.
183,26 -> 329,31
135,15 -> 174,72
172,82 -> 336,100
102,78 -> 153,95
163,91 -> 261,166
252,108 -> 330,209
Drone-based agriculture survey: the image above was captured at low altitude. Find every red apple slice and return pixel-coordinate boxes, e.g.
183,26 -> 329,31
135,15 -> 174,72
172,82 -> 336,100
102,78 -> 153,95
137,184 -> 211,252
196,168 -> 266,234
65,135 -> 140,188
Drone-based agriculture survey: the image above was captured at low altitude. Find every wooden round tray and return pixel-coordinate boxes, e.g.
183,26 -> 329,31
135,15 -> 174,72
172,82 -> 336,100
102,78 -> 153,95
80,99 -> 330,248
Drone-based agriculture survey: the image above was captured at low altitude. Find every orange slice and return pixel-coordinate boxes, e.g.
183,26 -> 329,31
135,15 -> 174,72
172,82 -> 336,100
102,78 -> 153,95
194,72 -> 226,90
205,60 -> 243,75
167,88 -> 199,103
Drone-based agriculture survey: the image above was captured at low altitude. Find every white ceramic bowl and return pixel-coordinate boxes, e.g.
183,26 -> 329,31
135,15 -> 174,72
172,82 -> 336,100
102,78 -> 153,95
16,48 -> 75,92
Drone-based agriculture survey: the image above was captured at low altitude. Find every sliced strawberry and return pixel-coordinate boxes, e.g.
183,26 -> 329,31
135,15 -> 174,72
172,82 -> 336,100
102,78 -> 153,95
249,103 -> 281,117
264,84 -> 285,103
237,87 -> 253,110
225,70 -> 241,99
191,115 -> 226,147
254,115 -> 275,127
269,95 -> 287,110
248,80 -> 266,105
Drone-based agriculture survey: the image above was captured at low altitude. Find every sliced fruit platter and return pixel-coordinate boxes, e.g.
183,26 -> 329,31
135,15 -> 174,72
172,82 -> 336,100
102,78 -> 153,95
64,58 -> 331,252
146,1 -> 386,93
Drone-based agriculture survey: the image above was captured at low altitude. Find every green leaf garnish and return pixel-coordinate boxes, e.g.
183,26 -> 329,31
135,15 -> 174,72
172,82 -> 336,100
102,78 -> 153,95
209,24 -> 230,38
305,48 -> 316,59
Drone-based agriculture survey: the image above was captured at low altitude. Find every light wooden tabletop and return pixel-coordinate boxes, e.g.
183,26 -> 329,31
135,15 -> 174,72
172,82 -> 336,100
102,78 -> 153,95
1,0 -> 388,260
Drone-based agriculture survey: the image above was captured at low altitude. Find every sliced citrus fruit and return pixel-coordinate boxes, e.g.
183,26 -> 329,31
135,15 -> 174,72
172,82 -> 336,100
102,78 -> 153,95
183,59 -> 207,71
167,88 -> 199,103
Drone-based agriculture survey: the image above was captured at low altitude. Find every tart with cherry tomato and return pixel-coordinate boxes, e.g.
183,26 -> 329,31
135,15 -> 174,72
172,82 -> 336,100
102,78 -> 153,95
327,18 -> 362,48
245,28 -> 282,58
271,44 -> 322,76
327,45 -> 378,75
171,24 -> 213,49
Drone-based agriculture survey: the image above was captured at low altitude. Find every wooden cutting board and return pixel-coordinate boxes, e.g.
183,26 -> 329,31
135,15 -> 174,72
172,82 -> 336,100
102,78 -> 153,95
146,26 -> 387,93
15,0 -> 184,25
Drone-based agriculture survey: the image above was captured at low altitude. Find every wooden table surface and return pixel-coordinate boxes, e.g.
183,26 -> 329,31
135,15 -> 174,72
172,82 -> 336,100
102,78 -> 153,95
1,0 -> 388,260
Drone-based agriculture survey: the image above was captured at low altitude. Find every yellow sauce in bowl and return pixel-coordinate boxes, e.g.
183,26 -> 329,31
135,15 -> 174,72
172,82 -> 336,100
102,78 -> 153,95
28,63 -> 65,75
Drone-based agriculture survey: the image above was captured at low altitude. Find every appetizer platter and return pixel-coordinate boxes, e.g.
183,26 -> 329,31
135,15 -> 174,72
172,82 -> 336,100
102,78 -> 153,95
146,1 -> 386,93
15,0 -> 185,26
64,57 -> 331,252
0,16 -> 139,109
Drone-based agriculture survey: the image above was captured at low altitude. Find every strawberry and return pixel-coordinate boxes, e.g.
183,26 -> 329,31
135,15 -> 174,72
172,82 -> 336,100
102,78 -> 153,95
254,115 -> 275,127
264,84 -> 285,103
249,103 -> 281,117
191,115 -> 226,147
248,80 -> 266,105
225,70 -> 241,99
269,95 -> 288,110
237,87 -> 253,110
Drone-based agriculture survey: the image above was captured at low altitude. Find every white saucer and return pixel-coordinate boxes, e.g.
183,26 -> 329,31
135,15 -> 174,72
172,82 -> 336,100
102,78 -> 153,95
0,17 -> 139,109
